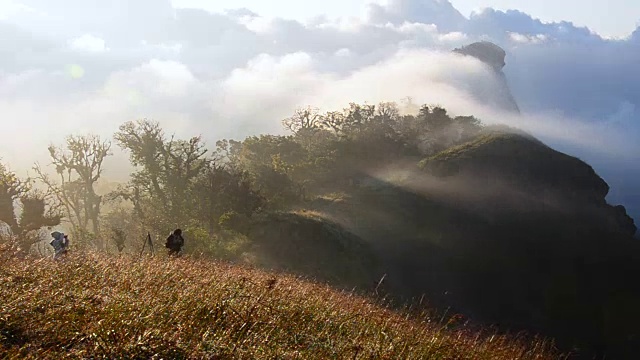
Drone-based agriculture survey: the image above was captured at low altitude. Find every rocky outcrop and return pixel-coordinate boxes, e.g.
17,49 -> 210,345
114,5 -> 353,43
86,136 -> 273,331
453,41 -> 521,113
454,41 -> 507,71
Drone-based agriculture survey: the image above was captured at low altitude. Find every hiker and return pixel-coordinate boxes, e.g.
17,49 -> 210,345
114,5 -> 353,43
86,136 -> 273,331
113,228 -> 126,254
165,228 -> 184,256
50,231 -> 69,260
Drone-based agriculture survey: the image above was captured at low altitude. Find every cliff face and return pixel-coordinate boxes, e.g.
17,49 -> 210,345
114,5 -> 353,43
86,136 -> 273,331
453,41 -> 521,113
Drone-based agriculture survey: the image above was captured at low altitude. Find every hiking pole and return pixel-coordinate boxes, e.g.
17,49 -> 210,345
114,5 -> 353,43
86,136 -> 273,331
147,232 -> 154,256
139,232 -> 155,258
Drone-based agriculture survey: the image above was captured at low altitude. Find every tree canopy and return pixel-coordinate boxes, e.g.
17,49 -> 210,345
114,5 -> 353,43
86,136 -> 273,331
1,101 -> 482,256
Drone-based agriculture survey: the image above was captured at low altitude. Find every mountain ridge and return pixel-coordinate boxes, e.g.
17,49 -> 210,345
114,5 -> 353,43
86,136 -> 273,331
249,129 -> 638,358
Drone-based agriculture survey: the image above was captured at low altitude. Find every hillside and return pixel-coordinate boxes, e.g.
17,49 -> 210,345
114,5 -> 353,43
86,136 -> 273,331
245,211 -> 382,290
2,103 -> 638,359
0,253 -> 559,359
420,129 -> 635,234
259,130 -> 639,358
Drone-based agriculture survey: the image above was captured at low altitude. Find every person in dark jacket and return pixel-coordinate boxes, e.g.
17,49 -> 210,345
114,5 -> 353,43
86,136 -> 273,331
165,228 -> 184,256
50,231 -> 70,260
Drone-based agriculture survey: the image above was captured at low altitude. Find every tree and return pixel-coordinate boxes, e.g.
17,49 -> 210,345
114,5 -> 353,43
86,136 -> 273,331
99,200 -> 141,254
454,115 -> 483,141
376,102 -> 400,122
391,105 -> 467,155
113,120 -> 265,256
213,139 -> 243,170
35,135 -> 111,250
193,161 -> 264,238
344,103 -> 376,129
236,135 -> 310,204
320,111 -> 346,135
0,162 -> 26,234
282,106 -> 322,134
0,162 -> 61,253
113,119 -> 208,234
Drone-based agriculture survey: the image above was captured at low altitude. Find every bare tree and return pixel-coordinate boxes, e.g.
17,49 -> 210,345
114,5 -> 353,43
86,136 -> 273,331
376,102 -> 400,121
282,106 -> 322,134
320,111 -> 346,134
34,135 -> 112,250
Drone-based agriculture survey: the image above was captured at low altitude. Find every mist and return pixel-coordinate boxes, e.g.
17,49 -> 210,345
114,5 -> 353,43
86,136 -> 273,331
1,0 -> 638,218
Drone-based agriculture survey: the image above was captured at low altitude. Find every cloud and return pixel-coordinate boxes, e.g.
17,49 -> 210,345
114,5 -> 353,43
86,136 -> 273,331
0,0 -> 639,218
466,8 -> 600,43
69,34 -> 108,53
106,59 -> 196,98
508,32 -> 547,44
0,0 -> 41,20
504,39 -> 640,123
217,52 -> 328,131
366,0 -> 467,32
9,0 -> 175,40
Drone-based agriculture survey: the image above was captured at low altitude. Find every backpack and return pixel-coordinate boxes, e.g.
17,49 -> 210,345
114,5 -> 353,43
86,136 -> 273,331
50,238 -> 61,251
165,234 -> 183,249
50,232 -> 65,251
165,234 -> 175,249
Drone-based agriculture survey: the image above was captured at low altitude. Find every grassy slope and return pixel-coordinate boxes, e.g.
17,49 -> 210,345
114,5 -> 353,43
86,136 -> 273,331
0,252 -> 559,359
419,130 -> 608,201
421,131 -> 543,164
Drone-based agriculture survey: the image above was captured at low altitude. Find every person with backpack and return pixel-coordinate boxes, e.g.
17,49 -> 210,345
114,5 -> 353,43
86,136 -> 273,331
165,228 -> 184,256
50,231 -> 69,260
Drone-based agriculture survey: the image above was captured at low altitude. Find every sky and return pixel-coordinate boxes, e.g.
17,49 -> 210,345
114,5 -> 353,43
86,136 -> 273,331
0,0 -> 639,220
454,0 -> 640,38
170,0 -> 640,38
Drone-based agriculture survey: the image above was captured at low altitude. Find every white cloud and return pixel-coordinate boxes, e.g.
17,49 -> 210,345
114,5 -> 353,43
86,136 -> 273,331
69,34 -> 108,52
1,0 -> 639,218
439,31 -> 468,42
237,14 -> 274,33
0,0 -> 37,20
366,0 -> 467,32
334,48 -> 351,57
140,40 -> 183,55
216,52 -> 331,134
508,32 -> 547,44
392,22 -> 438,34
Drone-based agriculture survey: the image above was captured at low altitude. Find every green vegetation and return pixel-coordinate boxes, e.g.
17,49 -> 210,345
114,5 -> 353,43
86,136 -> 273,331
1,101 -> 485,259
0,100 -> 638,358
421,129 -> 540,164
0,252 -> 560,359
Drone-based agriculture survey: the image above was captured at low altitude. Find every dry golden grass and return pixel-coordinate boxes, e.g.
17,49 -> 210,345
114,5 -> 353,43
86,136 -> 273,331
0,252 -> 562,359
